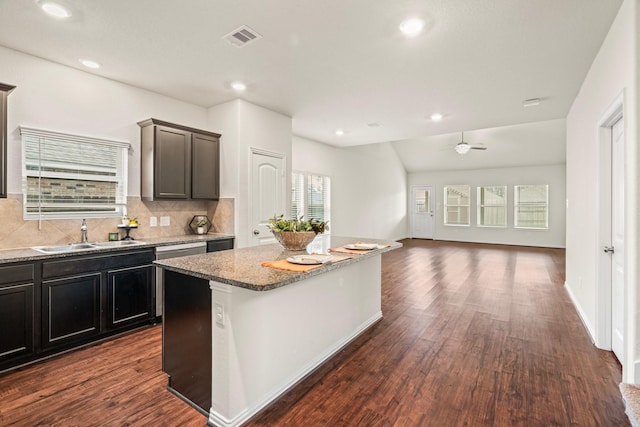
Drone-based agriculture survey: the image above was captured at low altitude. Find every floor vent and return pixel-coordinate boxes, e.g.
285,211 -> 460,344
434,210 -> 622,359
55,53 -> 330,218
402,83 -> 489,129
223,25 -> 262,48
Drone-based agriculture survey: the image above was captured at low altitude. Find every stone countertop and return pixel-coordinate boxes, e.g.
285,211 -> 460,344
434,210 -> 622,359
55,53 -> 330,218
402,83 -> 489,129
155,236 -> 402,292
0,233 -> 235,264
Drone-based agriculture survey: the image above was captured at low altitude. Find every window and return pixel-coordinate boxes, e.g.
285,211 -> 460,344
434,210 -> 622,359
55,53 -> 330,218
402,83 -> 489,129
514,184 -> 548,229
444,185 -> 470,225
21,126 -> 129,220
477,186 -> 507,227
414,188 -> 430,214
291,171 -> 331,228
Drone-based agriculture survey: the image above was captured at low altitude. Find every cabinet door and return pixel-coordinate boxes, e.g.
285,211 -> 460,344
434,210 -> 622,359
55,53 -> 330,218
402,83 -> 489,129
0,283 -> 34,362
191,133 -> 219,200
43,273 -> 101,348
107,265 -> 153,330
154,125 -> 191,199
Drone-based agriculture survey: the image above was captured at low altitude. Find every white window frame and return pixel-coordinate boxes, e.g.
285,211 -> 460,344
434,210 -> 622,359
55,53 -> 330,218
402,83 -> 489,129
514,184 -> 549,229
291,171 -> 331,231
444,185 -> 470,226
21,126 -> 129,220
477,185 -> 507,228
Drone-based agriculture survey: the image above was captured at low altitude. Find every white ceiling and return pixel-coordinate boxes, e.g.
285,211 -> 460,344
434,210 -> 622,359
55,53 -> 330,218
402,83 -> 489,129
0,0 -> 622,169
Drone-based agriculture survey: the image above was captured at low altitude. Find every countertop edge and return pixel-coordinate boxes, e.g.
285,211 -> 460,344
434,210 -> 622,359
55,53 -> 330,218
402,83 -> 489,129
156,240 -> 402,292
0,233 -> 235,264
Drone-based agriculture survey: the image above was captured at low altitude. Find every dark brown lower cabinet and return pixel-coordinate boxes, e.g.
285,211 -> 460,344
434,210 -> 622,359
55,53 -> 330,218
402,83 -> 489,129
42,273 -> 101,348
0,282 -> 34,361
107,265 -> 154,330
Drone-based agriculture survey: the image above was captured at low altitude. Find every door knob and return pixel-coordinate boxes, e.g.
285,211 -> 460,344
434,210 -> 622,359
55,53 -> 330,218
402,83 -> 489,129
253,229 -> 260,235
604,246 -> 615,254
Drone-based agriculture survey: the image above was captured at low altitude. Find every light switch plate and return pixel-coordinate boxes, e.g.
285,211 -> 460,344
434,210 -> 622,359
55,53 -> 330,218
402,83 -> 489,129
160,216 -> 170,226
149,216 -> 158,227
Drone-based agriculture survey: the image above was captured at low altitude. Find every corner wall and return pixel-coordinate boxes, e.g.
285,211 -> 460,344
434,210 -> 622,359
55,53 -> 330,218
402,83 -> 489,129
293,136 -> 408,241
565,0 -> 638,382
208,100 -> 292,248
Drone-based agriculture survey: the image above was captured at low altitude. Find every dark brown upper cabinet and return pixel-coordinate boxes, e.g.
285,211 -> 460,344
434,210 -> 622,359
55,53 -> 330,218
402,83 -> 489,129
138,118 -> 221,201
0,83 -> 16,199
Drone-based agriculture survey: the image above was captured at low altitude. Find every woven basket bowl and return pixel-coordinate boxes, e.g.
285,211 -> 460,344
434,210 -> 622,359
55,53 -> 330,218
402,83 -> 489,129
272,231 -> 317,251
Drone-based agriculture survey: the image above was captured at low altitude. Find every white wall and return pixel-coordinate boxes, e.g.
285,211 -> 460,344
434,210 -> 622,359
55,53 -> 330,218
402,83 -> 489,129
293,136 -> 408,241
208,99 -> 292,248
409,165 -> 566,248
0,45 -> 209,196
565,0 -> 638,382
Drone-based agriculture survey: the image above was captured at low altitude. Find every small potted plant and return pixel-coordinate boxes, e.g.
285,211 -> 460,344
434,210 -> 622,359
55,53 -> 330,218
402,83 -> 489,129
189,216 -> 211,235
267,214 -> 329,250
196,218 -> 208,234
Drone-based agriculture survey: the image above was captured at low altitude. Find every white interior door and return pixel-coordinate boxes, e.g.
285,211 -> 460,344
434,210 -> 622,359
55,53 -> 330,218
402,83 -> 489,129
411,185 -> 434,239
250,150 -> 285,246
611,116 -> 624,363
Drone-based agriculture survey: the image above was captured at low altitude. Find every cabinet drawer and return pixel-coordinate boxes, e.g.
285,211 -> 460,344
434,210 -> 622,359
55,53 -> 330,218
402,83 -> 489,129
0,263 -> 34,286
42,249 -> 154,279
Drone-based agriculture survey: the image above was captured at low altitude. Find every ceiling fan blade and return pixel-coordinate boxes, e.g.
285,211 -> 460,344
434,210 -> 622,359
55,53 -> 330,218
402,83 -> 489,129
470,146 -> 487,150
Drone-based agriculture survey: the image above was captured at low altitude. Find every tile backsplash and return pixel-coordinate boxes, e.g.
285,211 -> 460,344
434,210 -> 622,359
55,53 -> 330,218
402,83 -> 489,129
0,194 -> 235,250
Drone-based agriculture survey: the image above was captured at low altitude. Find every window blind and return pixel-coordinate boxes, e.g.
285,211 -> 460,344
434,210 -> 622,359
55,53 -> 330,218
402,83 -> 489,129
290,171 -> 331,227
20,126 -> 129,220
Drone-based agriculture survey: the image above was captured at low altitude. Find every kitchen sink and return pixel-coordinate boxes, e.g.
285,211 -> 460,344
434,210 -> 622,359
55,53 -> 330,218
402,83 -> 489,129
32,240 -> 145,254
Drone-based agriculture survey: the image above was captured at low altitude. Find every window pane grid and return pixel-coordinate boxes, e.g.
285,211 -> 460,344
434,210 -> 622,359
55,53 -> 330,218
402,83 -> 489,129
477,186 -> 507,227
444,185 -> 470,225
514,185 -> 548,228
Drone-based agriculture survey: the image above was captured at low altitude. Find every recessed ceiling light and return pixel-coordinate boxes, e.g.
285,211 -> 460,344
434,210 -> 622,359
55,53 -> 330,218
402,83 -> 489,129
79,59 -> 100,69
523,98 -> 541,108
335,129 -> 345,136
399,18 -> 425,37
40,2 -> 71,19
231,81 -> 246,92
430,113 -> 443,122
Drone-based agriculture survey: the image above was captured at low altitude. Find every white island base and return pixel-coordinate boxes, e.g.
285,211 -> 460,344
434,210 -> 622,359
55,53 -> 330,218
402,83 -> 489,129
208,255 -> 382,427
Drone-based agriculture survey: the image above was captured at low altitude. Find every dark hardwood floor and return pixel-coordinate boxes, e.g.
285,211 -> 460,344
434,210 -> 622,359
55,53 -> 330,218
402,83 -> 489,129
0,239 -> 628,426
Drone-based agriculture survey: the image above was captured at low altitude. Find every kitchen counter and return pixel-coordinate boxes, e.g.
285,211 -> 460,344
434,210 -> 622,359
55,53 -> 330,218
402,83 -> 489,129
157,235 -> 401,427
155,235 -> 400,291
0,233 -> 235,264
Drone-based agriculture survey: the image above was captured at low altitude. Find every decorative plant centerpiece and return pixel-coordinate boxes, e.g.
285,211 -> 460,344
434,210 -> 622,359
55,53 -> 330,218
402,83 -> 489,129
267,214 -> 328,250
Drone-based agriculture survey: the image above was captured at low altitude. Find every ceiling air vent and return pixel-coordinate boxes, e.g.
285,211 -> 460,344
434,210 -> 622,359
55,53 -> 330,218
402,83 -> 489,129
223,25 -> 262,48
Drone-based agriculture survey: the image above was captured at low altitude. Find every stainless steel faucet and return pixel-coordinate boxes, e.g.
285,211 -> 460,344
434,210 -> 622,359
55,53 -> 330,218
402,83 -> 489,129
81,219 -> 88,243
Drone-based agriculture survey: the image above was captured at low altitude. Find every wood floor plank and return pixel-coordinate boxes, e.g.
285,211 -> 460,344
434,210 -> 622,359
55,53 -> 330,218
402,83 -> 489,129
0,239 -> 629,426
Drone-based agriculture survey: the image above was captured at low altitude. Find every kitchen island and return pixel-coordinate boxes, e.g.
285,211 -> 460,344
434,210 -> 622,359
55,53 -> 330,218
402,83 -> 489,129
155,236 -> 401,427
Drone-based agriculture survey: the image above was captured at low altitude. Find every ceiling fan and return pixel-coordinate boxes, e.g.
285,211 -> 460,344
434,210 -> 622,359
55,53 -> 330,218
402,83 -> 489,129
455,132 -> 487,154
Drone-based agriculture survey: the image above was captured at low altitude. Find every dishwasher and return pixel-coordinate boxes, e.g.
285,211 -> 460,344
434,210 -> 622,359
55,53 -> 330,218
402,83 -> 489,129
155,241 -> 207,318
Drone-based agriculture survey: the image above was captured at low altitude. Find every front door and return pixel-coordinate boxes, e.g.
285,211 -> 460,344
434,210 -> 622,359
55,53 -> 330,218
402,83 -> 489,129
411,185 -> 434,239
250,149 -> 285,246
611,116 -> 625,363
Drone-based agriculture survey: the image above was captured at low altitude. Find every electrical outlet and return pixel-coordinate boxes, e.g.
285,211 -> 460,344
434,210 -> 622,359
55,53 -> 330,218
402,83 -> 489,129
149,216 -> 158,227
160,216 -> 170,226
215,303 -> 225,326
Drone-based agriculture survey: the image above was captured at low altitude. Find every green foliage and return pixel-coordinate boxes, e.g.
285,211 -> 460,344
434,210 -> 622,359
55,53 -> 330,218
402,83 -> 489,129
267,214 -> 328,234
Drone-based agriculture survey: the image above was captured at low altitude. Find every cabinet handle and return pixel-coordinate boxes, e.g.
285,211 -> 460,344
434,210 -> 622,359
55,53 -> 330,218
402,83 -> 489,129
604,246 -> 615,254
253,229 -> 260,235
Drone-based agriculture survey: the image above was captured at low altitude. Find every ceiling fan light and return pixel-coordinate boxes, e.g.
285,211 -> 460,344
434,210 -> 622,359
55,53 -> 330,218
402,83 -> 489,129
455,143 -> 470,155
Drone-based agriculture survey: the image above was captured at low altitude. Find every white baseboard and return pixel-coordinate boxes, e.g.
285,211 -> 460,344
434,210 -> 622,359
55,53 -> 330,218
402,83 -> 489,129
564,281 -> 596,344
